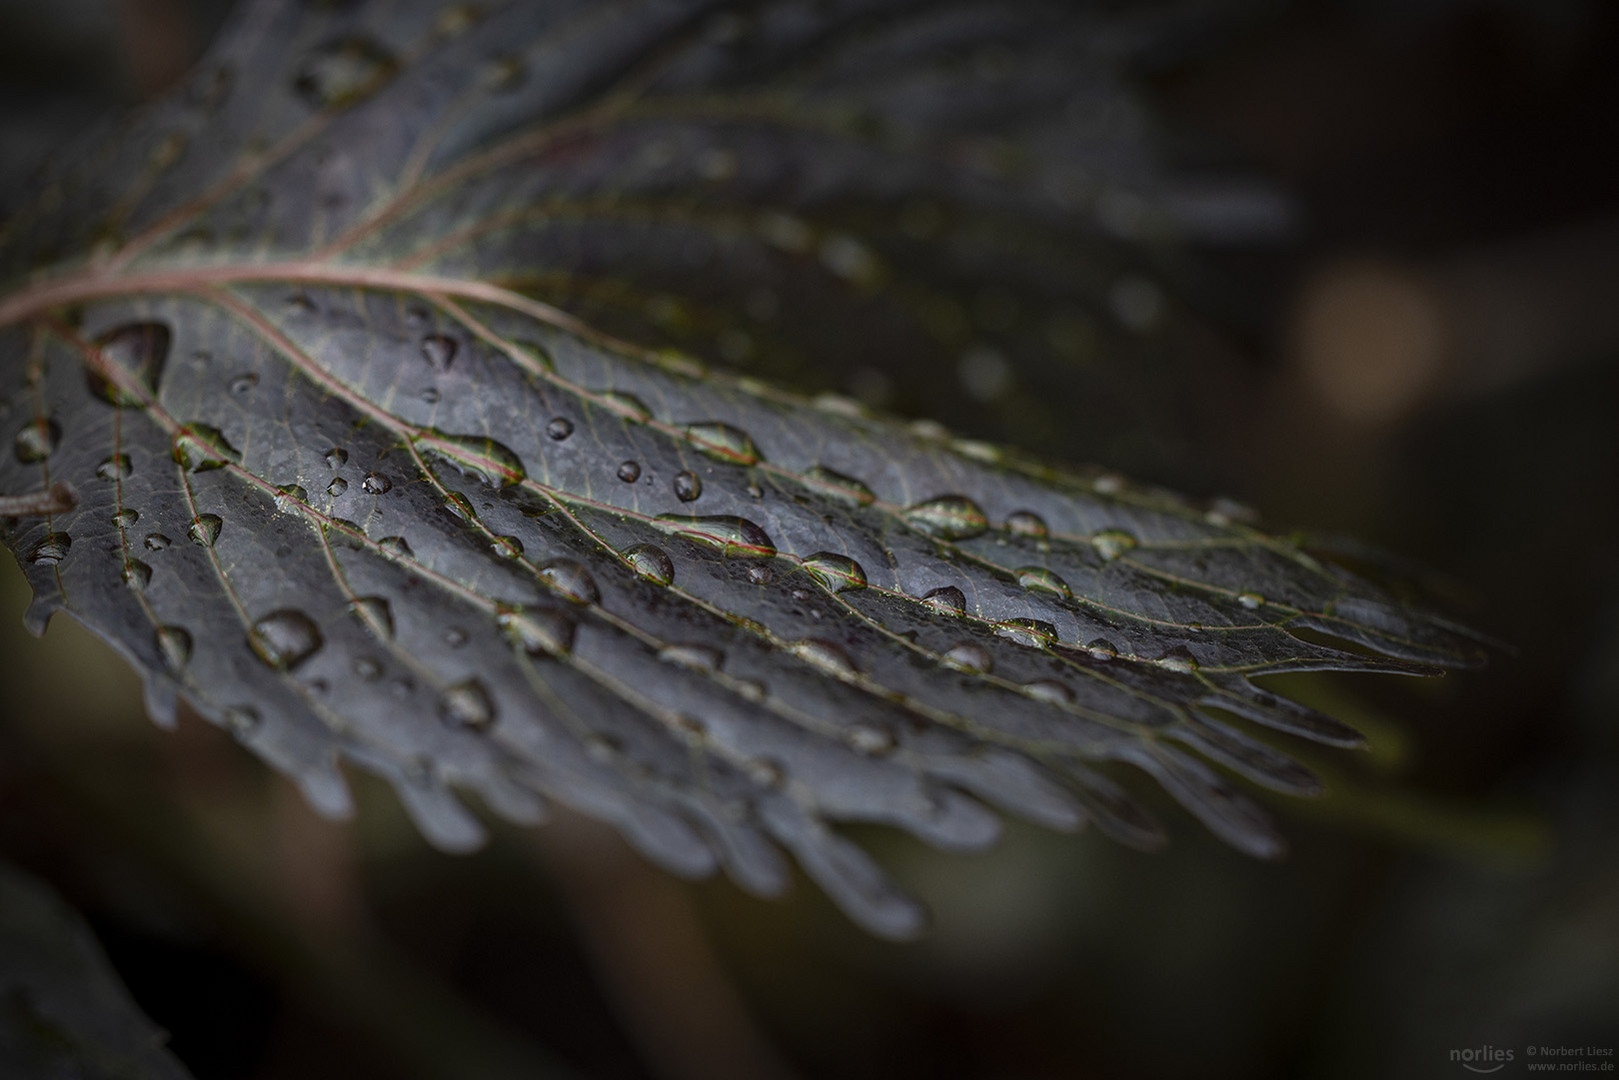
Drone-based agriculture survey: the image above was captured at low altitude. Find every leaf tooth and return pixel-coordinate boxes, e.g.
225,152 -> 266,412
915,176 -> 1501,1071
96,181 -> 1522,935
1064,763 -> 1168,851
1206,686 -> 1368,749
916,745 -> 1085,832
1170,714 -> 1322,797
758,799 -> 928,940
391,772 -> 489,854
1115,743 -> 1285,859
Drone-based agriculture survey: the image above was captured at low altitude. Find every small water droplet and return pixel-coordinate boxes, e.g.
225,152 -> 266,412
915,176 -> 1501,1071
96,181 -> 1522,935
746,565 -> 773,585
1024,680 -> 1074,705
444,626 -> 469,648
378,535 -> 413,558
1016,566 -> 1071,597
921,586 -> 966,617
440,679 -> 495,731
348,596 -> 393,641
482,535 -> 518,560
155,625 -> 192,672
27,532 -> 71,565
801,552 -> 867,593
545,417 -> 574,441
616,460 -> 641,483
271,483 -> 306,514
187,514 -> 222,547
496,604 -> 575,657
942,641 -> 994,674
995,618 -> 1056,649
657,643 -> 723,673
1237,591 -> 1265,611
144,533 -> 171,551
441,491 -> 476,522
359,471 -> 391,495
673,470 -> 702,502
352,656 -> 382,682
122,558 -> 152,591
736,680 -> 767,702
904,495 -> 988,540
1092,529 -> 1137,561
326,477 -> 349,497
847,724 -> 896,756
89,322 -> 170,406
682,422 -> 761,466
294,36 -> 398,109
13,418 -> 61,464
324,447 -> 348,469
655,515 -> 775,558
112,508 -> 139,528
248,609 -> 324,671
229,372 -> 258,394
598,391 -> 652,421
789,638 -> 858,677
1159,650 -> 1198,674
417,431 -> 527,488
802,464 -> 877,507
624,543 -> 674,586
1005,510 -> 1049,539
1085,639 -> 1118,661
419,333 -> 457,372
420,387 -> 441,405
97,454 -> 133,481
172,424 -> 240,472
540,559 -> 600,604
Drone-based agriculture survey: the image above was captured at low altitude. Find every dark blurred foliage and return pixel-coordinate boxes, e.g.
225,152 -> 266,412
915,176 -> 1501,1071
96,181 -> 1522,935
0,1 -> 1615,1078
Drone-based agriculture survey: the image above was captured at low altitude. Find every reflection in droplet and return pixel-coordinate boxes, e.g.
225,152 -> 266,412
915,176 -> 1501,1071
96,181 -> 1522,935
1085,639 -> 1118,661
625,543 -> 674,586
540,559 -> 600,604
187,514 -> 222,547
789,638 -> 858,677
144,533 -> 172,552
1159,650 -> 1198,674
682,422 -> 761,466
155,625 -> 192,672
324,447 -> 348,469
1016,566 -> 1072,597
942,641 -> 994,674
27,533 -> 71,565
655,514 -> 775,558
122,559 -> 152,591
1005,511 -> 1049,539
545,417 -> 574,441
419,334 -> 457,372
673,470 -> 702,502
88,322 -> 170,406
348,596 -> 394,641
921,586 -> 966,617
497,604 -> 575,658
1237,591 -> 1265,611
14,418 -> 61,463
112,508 -> 139,528
995,618 -> 1056,649
417,431 -> 526,488
248,609 -> 324,671
441,491 -> 476,522
172,424 -> 241,472
362,472 -> 392,495
97,454 -> 133,481
230,372 -> 258,395
1092,529 -> 1137,561
801,552 -> 866,593
294,36 -> 398,110
490,535 -> 523,559
904,495 -> 988,540
616,460 -> 641,483
326,477 -> 349,497
746,565 -> 773,585
275,484 -> 308,514
657,644 -> 723,673
1024,680 -> 1074,705
378,535 -> 413,558
440,679 -> 496,731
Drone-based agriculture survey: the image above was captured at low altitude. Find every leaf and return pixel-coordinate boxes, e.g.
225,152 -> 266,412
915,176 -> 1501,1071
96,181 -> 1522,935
0,0 -> 1485,938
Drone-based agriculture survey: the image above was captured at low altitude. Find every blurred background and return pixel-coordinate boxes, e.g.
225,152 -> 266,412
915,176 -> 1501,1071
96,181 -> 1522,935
1,0 -> 1616,1077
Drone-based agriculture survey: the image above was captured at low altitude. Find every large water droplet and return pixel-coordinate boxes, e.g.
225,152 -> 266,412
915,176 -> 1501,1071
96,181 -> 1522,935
97,454 -> 133,481
14,418 -> 60,464
112,508 -> 138,528
673,470 -> 702,502
1237,591 -> 1265,611
617,460 -> 641,483
682,422 -> 761,466
144,533 -> 171,551
1158,650 -> 1198,674
789,638 -> 858,677
440,679 -> 495,731
655,515 -> 775,558
921,586 -> 966,617
657,644 -> 723,673
539,559 -> 600,604
88,323 -> 170,406
496,604 -> 575,657
801,552 -> 867,593
27,533 -> 71,565
294,37 -> 398,110
348,596 -> 393,641
417,431 -> 526,488
942,641 -> 994,674
904,495 -> 988,540
995,618 -> 1056,649
326,477 -> 348,497
624,543 -> 674,586
275,484 -> 308,514
1092,529 -> 1137,561
324,447 -> 348,469
155,625 -> 191,672
1005,510 -> 1049,539
800,465 -> 875,505
1016,566 -> 1071,597
378,535 -> 413,558
1024,680 -> 1074,705
122,558 -> 152,591
1085,639 -> 1118,661
172,424 -> 241,472
362,472 -> 392,495
248,609 -> 324,671
598,391 -> 652,421
441,491 -> 476,522
187,514 -> 222,547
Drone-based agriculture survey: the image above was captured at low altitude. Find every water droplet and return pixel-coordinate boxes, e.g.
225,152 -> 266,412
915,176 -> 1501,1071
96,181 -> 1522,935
746,482 -> 764,499
1237,591 -> 1265,611
746,565 -> 773,585
1005,511 -> 1049,539
655,515 -> 776,558
294,36 -> 398,110
267,484 -> 304,515
682,422 -> 761,466
172,424 -> 241,472
789,638 -> 858,677
496,604 -> 575,657
1159,650 -> 1198,674
995,618 -> 1057,649
362,471 -> 392,495
97,454 -> 133,481
1085,639 -> 1118,661
112,508 -> 139,528
801,552 -> 867,593
248,609 -> 323,671
847,724 -> 896,756
904,495 -> 988,540
545,417 -> 574,441
673,470 -> 702,502
598,391 -> 652,421
229,372 -> 258,394
324,447 -> 348,469
942,642 -> 994,674
443,627 -> 469,648
89,323 -> 170,406
539,559 -> 600,604
13,418 -> 60,464
352,656 -> 382,682
122,558 -> 152,591
326,477 -> 349,497
624,543 -> 674,586
439,679 -> 496,732
144,533 -> 171,551
27,532 -> 71,565
1016,566 -> 1071,597
420,387 -> 441,405
1024,680 -> 1074,705
1092,529 -> 1137,561
490,534 -> 523,559
441,491 -> 476,522
921,586 -> 966,617
348,596 -> 393,641
417,431 -> 527,488
615,460 -> 642,484
657,644 -> 723,673
803,465 -> 877,507
378,535 -> 413,558
155,625 -> 192,672
187,514 -> 222,547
